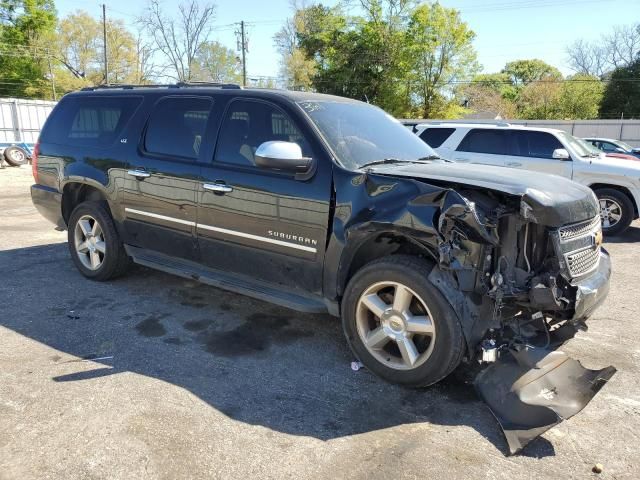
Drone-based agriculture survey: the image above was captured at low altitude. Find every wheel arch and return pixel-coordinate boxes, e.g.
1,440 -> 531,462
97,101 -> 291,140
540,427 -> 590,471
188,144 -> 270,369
337,230 -> 439,302
61,182 -> 112,225
589,183 -> 639,218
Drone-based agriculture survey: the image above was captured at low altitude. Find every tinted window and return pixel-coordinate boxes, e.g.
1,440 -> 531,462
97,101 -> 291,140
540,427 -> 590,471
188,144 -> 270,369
457,129 -> 511,155
144,97 -> 213,159
419,128 -> 455,148
524,131 -> 564,158
215,100 -> 309,167
41,96 -> 142,147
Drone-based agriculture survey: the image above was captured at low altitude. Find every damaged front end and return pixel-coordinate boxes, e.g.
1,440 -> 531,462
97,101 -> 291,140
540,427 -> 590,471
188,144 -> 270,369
433,186 -> 615,454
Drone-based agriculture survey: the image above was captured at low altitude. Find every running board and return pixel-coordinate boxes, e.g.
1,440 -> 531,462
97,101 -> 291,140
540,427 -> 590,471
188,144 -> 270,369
125,245 -> 329,314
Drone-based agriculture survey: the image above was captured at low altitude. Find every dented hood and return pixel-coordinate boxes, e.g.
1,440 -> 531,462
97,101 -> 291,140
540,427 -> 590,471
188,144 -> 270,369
369,162 -> 599,227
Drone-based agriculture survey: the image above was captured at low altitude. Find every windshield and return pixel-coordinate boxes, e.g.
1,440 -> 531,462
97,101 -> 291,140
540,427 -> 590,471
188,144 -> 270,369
575,137 -> 602,156
612,139 -> 633,152
298,100 -> 438,170
556,131 -> 594,158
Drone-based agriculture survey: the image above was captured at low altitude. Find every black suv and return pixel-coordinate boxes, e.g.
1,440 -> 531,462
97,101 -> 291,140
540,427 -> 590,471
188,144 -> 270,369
31,84 -> 610,391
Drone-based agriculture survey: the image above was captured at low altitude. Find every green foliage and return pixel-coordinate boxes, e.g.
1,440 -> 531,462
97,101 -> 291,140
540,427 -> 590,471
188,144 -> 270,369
191,41 -> 242,84
295,1 -> 477,118
599,59 -> 640,119
503,59 -> 562,85
559,74 -> 604,119
0,0 -> 56,98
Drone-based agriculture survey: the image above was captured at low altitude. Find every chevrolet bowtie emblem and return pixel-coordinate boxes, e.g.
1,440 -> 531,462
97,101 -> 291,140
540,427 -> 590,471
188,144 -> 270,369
594,230 -> 603,248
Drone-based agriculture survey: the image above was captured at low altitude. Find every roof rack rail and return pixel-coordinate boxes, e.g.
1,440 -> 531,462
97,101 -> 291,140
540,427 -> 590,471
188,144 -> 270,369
415,120 -> 512,127
81,82 -> 243,91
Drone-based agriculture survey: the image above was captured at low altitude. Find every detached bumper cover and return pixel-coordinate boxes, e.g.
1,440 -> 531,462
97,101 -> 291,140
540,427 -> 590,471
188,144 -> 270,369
571,249 -> 611,321
475,347 -> 616,455
31,184 -> 65,229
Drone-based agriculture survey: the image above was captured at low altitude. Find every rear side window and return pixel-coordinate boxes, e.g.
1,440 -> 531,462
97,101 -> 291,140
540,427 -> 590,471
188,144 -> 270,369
144,96 -> 213,159
40,96 -> 142,147
419,128 -> 455,148
457,129 -> 511,155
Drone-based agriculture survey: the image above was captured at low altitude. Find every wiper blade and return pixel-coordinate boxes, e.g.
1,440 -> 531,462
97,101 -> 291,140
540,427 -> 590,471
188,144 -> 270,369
359,158 -> 414,168
416,155 -> 441,160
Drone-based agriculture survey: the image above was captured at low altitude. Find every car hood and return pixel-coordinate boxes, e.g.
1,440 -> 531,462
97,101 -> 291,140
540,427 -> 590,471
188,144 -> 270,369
369,161 -> 599,227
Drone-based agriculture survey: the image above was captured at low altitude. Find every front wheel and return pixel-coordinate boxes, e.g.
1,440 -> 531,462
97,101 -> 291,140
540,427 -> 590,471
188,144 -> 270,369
595,188 -> 634,236
342,255 -> 465,387
67,201 -> 130,281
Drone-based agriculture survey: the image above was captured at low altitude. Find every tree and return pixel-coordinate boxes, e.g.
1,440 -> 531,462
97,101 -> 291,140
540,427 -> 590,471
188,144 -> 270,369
558,74 -> 604,119
274,2 -> 315,90
0,0 -> 56,98
139,0 -> 216,81
462,84 -> 516,119
406,3 -> 478,118
191,41 -> 242,83
503,59 -> 561,86
567,22 -> 640,76
599,59 -> 640,119
517,74 -> 562,119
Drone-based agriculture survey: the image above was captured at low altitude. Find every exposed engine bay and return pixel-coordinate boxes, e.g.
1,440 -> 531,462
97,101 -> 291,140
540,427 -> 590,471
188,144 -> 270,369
431,186 -> 615,454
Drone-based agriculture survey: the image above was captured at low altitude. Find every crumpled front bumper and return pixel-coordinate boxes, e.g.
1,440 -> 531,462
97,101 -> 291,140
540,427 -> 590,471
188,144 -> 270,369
571,248 -> 611,321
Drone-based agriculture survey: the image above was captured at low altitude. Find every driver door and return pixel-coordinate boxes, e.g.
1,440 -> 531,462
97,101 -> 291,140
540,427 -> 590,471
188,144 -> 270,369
195,98 -> 332,295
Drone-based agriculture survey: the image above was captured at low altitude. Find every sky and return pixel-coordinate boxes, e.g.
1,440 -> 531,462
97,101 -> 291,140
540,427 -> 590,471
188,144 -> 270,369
56,0 -> 640,80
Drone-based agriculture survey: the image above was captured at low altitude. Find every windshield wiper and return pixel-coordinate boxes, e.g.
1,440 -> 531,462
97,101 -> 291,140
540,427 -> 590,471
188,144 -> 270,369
359,158 -> 415,168
416,155 -> 441,160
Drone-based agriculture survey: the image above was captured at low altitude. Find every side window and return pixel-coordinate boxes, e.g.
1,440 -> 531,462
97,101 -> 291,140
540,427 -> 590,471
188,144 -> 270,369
525,131 -> 564,159
215,99 -> 309,167
600,142 -> 616,152
419,128 -> 455,148
457,129 -> 510,155
41,96 -> 142,147
144,97 -> 213,159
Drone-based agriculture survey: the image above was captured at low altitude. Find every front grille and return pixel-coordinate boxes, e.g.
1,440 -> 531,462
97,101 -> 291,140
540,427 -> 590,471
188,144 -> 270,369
566,247 -> 601,277
552,216 -> 602,279
558,217 -> 601,242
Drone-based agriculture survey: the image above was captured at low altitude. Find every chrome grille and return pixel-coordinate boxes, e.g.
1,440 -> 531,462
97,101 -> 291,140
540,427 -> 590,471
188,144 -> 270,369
566,247 -> 601,277
558,217 -> 601,242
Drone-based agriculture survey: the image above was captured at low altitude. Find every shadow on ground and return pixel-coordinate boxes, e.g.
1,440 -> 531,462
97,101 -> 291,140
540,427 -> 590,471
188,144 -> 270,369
0,242 -> 561,458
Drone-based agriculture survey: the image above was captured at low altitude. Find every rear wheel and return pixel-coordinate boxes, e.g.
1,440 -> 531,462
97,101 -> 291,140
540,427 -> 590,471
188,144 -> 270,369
342,255 -> 465,387
595,188 -> 634,236
67,201 -> 130,280
3,146 -> 28,166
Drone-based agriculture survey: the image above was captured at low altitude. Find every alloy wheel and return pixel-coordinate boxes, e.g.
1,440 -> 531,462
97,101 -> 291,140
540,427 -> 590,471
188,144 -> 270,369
599,198 -> 622,229
355,281 -> 436,371
74,214 -> 106,270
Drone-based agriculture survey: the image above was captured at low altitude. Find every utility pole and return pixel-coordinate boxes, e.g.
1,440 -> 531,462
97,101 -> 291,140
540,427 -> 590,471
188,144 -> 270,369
102,4 -> 108,84
46,49 -> 56,100
236,21 -> 247,86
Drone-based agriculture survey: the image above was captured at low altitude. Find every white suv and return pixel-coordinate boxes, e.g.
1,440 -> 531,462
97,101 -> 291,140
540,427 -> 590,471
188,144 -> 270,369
414,122 -> 640,235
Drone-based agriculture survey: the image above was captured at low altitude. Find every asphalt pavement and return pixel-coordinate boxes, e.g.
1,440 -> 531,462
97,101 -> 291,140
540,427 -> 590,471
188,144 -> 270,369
1,165 -> 639,479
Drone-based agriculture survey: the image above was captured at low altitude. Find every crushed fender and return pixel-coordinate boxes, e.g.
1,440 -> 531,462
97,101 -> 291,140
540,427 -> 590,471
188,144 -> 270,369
474,346 -> 616,455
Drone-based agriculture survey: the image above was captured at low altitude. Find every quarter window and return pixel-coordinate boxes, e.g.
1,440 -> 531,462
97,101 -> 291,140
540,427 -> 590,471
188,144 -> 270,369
215,100 -> 309,167
144,97 -> 213,159
40,96 -> 142,147
419,128 -> 455,148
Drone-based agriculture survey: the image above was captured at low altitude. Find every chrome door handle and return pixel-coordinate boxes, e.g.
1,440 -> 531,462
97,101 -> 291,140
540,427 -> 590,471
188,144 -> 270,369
506,162 -> 522,167
127,169 -> 150,178
203,183 -> 233,193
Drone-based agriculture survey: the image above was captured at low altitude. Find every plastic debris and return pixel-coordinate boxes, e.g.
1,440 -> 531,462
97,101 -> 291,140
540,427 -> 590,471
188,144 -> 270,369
351,361 -> 364,372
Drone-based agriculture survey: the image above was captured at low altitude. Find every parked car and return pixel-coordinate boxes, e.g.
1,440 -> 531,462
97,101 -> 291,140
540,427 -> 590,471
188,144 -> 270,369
414,122 -> 640,235
577,137 -> 639,162
584,137 -> 640,159
31,85 -> 613,454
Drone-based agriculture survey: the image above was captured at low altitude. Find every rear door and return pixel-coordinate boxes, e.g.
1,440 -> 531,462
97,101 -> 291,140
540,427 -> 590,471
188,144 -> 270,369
453,128 -> 511,166
120,95 -> 213,260
196,97 -> 332,295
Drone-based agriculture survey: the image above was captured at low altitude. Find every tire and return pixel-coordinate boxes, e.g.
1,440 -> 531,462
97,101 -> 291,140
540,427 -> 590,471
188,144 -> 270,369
67,201 -> 131,281
341,255 -> 465,388
594,188 -> 634,236
3,146 -> 28,166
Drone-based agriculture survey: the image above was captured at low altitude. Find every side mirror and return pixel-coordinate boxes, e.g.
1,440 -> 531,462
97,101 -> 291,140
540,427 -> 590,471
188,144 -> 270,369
254,141 -> 312,173
552,148 -> 570,160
